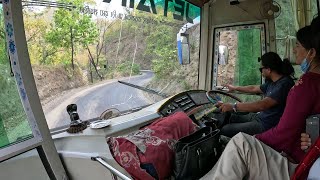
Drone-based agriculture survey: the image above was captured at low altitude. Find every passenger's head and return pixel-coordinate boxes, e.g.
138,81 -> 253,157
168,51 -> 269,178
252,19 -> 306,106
294,26 -> 313,65
294,15 -> 320,72
311,16 -> 320,62
259,52 -> 294,79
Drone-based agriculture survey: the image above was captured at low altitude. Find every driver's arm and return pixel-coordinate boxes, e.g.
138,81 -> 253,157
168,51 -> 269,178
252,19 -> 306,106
218,97 -> 277,113
226,85 -> 263,94
235,97 -> 277,112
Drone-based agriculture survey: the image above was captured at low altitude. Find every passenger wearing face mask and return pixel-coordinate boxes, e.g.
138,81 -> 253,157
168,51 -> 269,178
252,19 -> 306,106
217,52 -> 295,138
202,16 -> 320,180
300,51 -> 314,73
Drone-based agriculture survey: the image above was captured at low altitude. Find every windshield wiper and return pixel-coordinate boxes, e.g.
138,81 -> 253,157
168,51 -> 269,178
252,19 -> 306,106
118,80 -> 169,98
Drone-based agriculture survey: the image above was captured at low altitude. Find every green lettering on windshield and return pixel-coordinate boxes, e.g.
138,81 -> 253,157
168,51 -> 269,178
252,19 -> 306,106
102,0 -> 200,23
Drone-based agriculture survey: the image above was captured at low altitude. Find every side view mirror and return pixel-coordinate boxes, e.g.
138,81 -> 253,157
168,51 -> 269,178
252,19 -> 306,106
218,45 -> 229,65
178,33 -> 190,65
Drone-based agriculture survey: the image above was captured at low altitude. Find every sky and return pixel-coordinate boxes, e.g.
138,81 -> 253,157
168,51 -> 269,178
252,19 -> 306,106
94,0 -> 125,13
23,0 -> 127,21
90,0 -> 127,20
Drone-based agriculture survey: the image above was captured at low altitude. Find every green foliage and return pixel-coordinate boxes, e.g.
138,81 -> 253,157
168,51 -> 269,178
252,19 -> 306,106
45,0 -> 98,64
0,114 -> 9,148
0,64 -> 31,143
235,29 -> 261,86
0,8 -> 7,65
0,9 -> 10,144
151,52 -> 179,78
116,61 -> 140,76
102,6 -> 182,79
24,10 -> 65,65
23,0 -> 98,66
145,22 -> 179,78
0,38 -> 7,65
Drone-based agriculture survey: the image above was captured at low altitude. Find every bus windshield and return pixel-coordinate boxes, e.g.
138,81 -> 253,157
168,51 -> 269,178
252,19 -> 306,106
20,0 -> 201,130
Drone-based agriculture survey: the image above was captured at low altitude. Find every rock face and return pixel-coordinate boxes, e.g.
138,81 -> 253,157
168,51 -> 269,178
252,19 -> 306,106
217,30 -> 238,86
32,65 -> 88,103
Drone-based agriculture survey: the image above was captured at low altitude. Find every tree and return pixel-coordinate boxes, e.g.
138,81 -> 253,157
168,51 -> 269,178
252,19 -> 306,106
45,0 -> 98,69
0,7 -> 8,65
23,10 -> 58,65
0,8 -> 4,40
144,19 -> 180,78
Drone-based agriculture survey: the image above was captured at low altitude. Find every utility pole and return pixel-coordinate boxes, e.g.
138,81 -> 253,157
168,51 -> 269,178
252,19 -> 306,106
89,55 -> 93,83
70,26 -> 74,70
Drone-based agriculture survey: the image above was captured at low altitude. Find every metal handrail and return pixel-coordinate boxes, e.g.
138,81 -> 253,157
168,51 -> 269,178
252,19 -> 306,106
91,156 -> 132,180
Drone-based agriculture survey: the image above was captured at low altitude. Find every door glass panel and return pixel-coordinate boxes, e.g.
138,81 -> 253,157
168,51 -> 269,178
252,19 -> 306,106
235,28 -> 262,86
0,5 -> 33,149
213,24 -> 265,102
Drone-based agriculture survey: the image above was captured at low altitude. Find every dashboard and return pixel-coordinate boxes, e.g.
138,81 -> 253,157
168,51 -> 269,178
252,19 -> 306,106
158,90 -> 211,116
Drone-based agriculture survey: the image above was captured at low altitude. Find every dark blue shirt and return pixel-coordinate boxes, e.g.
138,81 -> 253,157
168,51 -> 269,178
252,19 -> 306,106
258,76 -> 294,130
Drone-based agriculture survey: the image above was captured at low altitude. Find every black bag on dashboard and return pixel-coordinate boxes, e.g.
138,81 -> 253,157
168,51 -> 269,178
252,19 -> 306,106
174,127 -> 221,180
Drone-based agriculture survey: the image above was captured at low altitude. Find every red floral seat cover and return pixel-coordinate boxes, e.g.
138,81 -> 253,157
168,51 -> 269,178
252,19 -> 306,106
107,112 -> 196,180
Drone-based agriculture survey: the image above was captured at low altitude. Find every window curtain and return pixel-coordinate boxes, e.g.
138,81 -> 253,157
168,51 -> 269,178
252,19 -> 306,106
284,35 -> 297,64
291,0 -> 312,31
286,0 -> 312,64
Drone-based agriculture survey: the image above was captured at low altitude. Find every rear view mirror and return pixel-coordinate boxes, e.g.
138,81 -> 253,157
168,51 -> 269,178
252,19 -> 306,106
178,33 -> 190,65
218,45 -> 229,65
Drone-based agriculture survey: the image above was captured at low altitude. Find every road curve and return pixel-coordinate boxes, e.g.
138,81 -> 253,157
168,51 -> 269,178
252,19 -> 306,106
45,71 -> 154,129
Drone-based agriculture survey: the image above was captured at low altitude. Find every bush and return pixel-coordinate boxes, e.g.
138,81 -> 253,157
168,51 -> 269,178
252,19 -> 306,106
0,64 -> 31,142
116,61 -> 140,76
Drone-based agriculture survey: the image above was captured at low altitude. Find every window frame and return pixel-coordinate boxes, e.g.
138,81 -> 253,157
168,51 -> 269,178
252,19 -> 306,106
212,22 -> 267,89
0,0 -> 43,162
0,1 -> 66,179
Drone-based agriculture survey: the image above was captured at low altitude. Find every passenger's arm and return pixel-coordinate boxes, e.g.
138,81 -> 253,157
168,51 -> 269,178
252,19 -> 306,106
225,84 -> 263,94
301,133 -> 312,151
255,76 -> 314,162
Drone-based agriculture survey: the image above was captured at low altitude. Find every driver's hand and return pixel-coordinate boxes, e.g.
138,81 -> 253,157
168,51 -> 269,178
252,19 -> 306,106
301,133 -> 312,151
224,84 -> 237,92
216,102 -> 233,113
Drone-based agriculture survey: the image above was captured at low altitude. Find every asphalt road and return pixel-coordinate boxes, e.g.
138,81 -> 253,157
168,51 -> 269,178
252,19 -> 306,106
45,71 -> 154,129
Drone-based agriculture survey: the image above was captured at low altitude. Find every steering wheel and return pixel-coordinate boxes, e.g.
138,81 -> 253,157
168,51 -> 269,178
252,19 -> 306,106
206,90 -> 242,104
203,90 -> 243,128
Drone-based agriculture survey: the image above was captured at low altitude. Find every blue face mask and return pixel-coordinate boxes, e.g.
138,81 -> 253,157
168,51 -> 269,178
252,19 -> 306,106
300,51 -> 312,73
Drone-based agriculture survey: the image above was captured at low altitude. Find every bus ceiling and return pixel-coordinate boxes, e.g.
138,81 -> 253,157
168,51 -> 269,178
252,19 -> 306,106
185,0 -> 211,7
185,0 -> 249,7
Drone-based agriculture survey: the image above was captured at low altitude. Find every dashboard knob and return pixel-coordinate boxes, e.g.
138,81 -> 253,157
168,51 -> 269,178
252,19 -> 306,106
168,105 -> 175,110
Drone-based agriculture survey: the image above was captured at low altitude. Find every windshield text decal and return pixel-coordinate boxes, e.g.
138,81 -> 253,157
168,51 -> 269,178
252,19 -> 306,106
79,7 -> 183,27
102,0 -> 195,23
